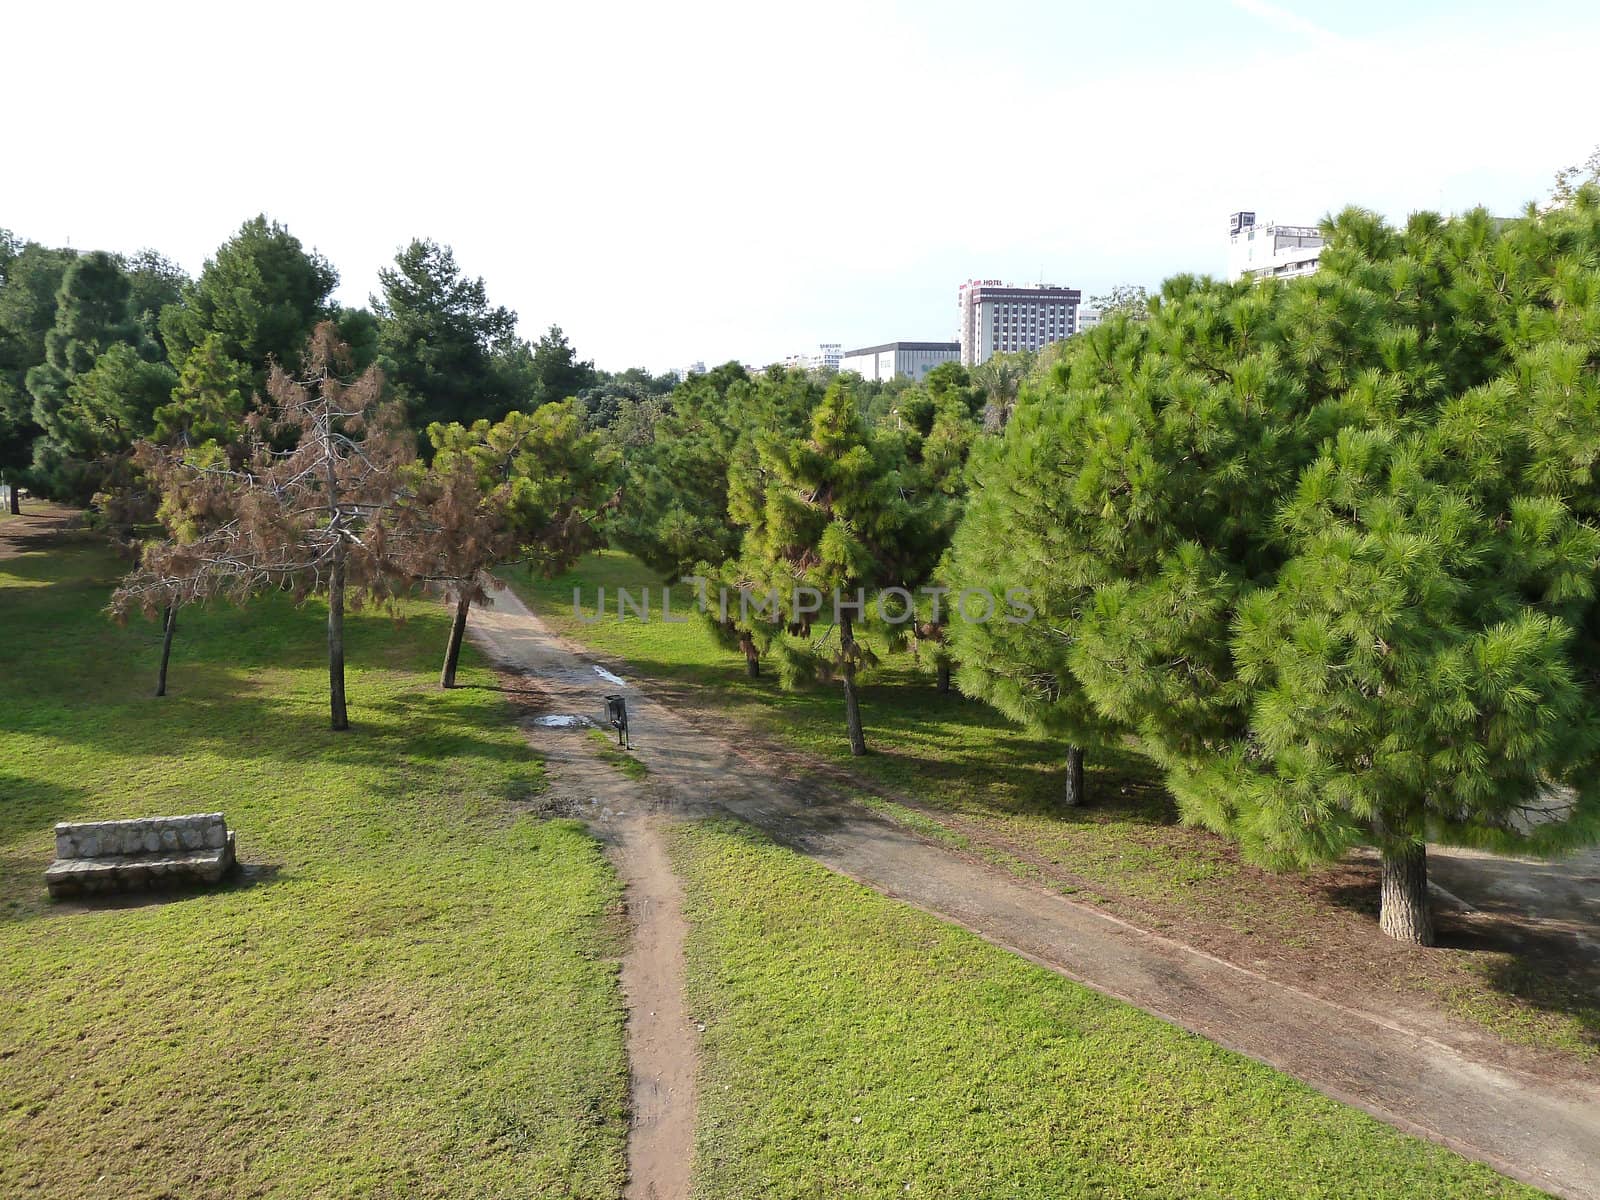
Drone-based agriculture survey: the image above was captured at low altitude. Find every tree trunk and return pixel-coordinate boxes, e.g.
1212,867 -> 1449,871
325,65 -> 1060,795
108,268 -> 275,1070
1063,744 -> 1085,808
740,632 -> 760,678
1378,838 -> 1434,946
155,605 -> 177,697
840,613 -> 867,756
936,663 -> 951,694
440,596 -> 470,689
328,555 -> 349,731
7,482 -> 17,515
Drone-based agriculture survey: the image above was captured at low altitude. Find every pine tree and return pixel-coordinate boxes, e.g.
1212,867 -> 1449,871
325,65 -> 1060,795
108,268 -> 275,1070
24,251 -> 158,500
612,364 -> 816,592
121,249 -> 186,349
528,325 -> 598,404
160,215 -> 336,386
373,239 -> 520,433
955,191 -> 1600,941
727,380 -> 946,754
0,237 -> 76,508
413,401 -> 618,688
113,324 -> 415,730
153,332 -> 254,446
878,369 -> 983,695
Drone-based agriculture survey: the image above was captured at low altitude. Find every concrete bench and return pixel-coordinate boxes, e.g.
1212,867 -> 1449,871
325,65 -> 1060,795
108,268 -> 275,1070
46,813 -> 237,899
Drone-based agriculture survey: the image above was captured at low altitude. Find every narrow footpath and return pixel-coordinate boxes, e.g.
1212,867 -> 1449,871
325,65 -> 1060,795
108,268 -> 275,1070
469,586 -> 1600,1200
511,691 -> 697,1200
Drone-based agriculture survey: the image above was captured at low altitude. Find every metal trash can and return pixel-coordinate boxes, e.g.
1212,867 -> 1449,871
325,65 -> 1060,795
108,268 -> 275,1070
604,694 -> 629,749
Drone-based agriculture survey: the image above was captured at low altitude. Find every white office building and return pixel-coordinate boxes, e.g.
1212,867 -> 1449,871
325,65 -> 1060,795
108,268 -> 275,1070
782,343 -> 843,373
957,280 -> 1082,366
1227,211 -> 1324,281
841,341 -> 961,383
1075,307 -> 1105,334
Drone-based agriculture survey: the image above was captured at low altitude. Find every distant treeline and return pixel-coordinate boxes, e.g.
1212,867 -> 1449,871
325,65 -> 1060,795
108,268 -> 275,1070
0,216 -> 680,506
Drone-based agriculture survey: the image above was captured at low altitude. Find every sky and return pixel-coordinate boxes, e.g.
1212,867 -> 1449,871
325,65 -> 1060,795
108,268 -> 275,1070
4,0 -> 1598,372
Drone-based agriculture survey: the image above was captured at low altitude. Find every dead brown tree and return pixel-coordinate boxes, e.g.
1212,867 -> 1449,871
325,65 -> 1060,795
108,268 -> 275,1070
111,324 -> 414,730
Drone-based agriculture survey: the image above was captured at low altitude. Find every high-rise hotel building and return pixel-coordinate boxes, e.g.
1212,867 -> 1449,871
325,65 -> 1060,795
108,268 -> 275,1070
957,280 -> 1082,367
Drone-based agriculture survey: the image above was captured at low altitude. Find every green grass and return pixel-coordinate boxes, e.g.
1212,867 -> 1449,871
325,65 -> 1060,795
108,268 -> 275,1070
511,551 -> 1599,1060
1,537 -> 629,1198
586,727 -> 649,780
672,819 -> 1546,1199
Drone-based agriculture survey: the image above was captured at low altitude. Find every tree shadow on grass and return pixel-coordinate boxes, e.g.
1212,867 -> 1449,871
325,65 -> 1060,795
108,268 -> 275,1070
593,651 -> 1184,830
0,773 -> 96,848
1444,917 -> 1600,1053
0,527 -> 102,566
0,775 -> 97,921
1318,859 -> 1600,1052
7,664 -> 527,777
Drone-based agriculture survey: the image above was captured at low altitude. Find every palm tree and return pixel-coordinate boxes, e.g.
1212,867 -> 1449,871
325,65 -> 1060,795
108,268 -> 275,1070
973,356 -> 1029,432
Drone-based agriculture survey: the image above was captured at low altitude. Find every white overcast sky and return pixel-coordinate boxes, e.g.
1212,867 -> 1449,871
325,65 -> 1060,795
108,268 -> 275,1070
3,0 -> 1597,372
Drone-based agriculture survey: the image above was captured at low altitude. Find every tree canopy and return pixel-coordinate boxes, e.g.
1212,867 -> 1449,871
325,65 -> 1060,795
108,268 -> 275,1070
373,238 -> 521,432
723,380 -> 950,754
160,215 -> 337,378
948,190 -> 1600,941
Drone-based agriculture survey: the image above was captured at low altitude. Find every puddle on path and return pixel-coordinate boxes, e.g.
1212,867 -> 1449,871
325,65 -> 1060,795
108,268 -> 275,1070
532,714 -> 595,728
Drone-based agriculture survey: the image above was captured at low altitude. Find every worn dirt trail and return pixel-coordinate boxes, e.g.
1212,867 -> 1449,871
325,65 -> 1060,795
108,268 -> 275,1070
610,816 -> 694,1200
0,503 -> 79,560
469,587 -> 1600,1200
507,690 -> 697,1200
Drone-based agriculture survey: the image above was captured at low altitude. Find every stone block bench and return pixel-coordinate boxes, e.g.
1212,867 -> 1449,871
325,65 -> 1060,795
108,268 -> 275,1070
46,813 -> 237,899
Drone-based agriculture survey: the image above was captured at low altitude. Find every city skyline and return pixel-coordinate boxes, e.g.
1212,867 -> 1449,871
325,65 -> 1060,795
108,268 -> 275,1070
4,0 -> 1597,373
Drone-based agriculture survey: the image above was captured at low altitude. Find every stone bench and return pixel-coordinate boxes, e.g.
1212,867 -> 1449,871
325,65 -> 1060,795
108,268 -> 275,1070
46,813 -> 237,899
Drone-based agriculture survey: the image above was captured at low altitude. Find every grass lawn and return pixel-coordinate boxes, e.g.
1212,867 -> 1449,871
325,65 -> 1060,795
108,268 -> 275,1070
1,534 -> 629,1198
510,551 -> 1598,1062
672,819 -> 1545,1199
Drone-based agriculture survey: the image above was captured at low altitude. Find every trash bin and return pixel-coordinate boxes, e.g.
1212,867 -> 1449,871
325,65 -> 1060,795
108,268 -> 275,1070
604,694 -> 629,749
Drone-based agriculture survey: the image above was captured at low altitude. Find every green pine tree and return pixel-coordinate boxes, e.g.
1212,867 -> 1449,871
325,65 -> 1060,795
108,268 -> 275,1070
25,251 -> 158,500
952,189 -> 1600,942
727,379 -> 947,755
373,238 -> 520,434
160,215 -> 337,385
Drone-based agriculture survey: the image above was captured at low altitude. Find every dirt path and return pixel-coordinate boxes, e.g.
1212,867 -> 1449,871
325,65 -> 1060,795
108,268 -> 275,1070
469,588 -> 1600,1200
610,816 -> 695,1200
1429,843 -> 1600,951
0,503 -> 79,560
499,688 -> 698,1200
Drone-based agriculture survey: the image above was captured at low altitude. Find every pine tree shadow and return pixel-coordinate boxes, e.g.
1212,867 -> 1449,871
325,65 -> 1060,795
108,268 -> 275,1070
1445,918 -> 1600,1052
1316,856 -> 1599,1052
0,772 -> 95,846
4,659 -> 527,775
